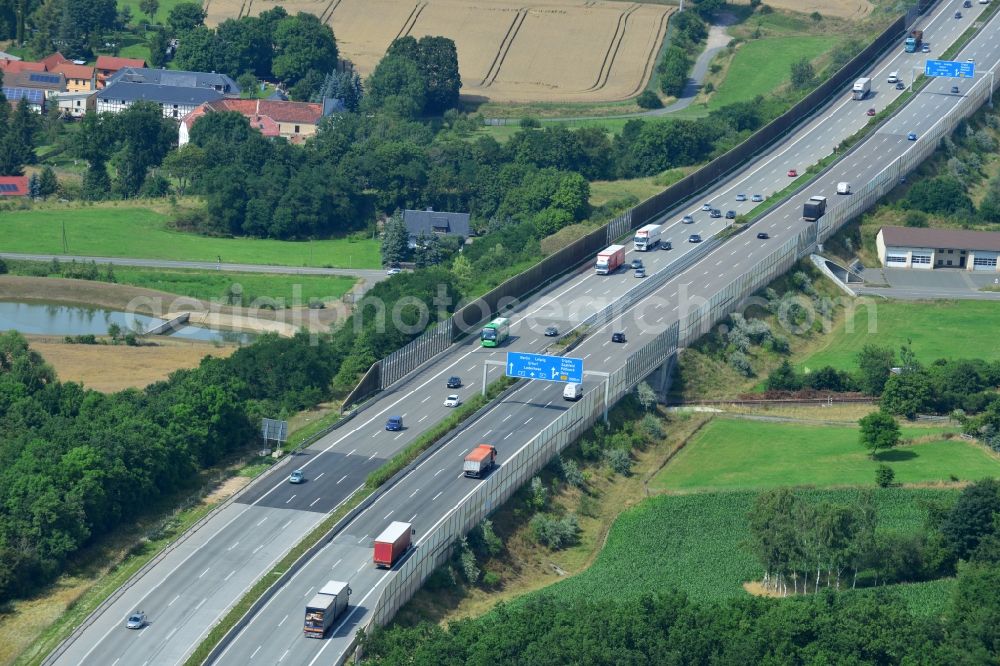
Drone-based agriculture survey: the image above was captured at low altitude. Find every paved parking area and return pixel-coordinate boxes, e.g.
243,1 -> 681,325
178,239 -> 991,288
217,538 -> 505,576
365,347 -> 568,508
857,266 -> 1000,300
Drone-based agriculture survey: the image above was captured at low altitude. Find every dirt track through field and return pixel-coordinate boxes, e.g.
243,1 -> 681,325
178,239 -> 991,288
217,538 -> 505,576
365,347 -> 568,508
208,0 -> 674,103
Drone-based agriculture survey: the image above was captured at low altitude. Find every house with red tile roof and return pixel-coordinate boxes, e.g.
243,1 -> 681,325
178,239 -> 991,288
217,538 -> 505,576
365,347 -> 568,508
0,176 -> 29,197
48,60 -> 96,91
40,52 -> 70,70
95,56 -> 146,88
0,59 -> 46,75
179,98 -> 337,145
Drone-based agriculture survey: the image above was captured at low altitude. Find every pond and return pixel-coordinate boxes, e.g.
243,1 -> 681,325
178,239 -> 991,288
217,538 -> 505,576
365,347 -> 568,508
0,301 -> 255,344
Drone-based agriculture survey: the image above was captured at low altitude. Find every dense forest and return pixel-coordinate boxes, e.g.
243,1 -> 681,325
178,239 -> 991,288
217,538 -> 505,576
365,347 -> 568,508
0,266 -> 460,602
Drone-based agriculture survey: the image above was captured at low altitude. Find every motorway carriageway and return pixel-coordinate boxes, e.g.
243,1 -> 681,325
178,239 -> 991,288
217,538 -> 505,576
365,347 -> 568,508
53,3 -> 996,664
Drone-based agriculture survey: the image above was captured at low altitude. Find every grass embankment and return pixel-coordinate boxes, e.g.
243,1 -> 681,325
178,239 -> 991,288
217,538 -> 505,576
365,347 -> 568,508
537,487 -> 958,616
0,205 -> 379,269
5,260 -> 357,305
801,300 -> 1000,370
707,36 -> 839,111
649,417 -> 997,492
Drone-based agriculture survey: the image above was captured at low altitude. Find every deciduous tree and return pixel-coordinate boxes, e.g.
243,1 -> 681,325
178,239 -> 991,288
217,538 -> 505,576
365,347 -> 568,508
858,410 -> 900,458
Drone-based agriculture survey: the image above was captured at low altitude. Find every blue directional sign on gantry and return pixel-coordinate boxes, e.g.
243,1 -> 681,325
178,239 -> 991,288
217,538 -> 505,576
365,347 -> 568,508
505,352 -> 583,384
925,59 -> 975,78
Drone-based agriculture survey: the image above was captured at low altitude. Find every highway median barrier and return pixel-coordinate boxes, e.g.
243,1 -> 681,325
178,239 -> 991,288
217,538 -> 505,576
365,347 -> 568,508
365,376 -> 518,489
191,373 -> 520,665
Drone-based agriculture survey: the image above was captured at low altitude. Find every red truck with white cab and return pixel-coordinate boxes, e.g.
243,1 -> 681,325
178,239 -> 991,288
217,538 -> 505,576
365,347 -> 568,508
595,244 -> 625,275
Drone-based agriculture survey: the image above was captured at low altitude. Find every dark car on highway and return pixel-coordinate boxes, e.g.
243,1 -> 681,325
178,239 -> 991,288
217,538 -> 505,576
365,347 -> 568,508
725,210 -> 736,219
385,416 -> 403,431
611,331 -> 626,343
710,208 -> 722,218
757,232 -> 770,239
631,258 -> 643,270
447,376 -> 462,388
544,326 -> 558,337
688,234 -> 702,243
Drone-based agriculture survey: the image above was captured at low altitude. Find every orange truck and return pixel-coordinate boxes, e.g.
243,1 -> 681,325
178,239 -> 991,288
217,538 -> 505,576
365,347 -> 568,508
464,444 -> 497,478
373,521 -> 413,568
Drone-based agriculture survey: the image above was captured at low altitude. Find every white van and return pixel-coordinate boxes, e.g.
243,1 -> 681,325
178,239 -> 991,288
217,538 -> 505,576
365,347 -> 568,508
562,383 -> 583,401
837,182 -> 851,195
887,71 -> 899,84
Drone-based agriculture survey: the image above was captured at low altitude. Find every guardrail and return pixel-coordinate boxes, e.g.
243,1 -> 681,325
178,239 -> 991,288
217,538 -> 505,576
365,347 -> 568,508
818,60 -> 1000,244
340,0 -> 938,410
354,226 -> 814,659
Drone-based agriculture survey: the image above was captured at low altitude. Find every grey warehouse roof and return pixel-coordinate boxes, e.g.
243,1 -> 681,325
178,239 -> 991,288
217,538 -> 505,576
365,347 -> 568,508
403,209 -> 471,238
97,82 -> 225,106
880,226 -> 1000,252
107,67 -> 240,94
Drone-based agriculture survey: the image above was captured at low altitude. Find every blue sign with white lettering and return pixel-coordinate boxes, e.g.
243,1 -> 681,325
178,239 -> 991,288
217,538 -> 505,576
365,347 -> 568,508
924,59 -> 975,78
505,352 -> 583,384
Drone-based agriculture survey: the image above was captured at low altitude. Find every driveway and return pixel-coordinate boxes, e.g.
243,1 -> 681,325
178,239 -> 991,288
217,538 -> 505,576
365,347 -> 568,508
856,266 -> 1000,300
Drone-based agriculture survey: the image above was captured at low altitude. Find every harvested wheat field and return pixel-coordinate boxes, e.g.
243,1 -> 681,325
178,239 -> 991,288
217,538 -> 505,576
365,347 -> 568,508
29,337 -> 236,392
729,0 -> 872,19
208,0 -> 673,103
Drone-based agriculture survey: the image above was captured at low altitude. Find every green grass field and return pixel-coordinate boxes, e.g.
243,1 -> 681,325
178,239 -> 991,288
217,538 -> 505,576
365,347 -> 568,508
107,267 -> 356,304
531,488 -> 958,613
0,206 -> 380,269
650,418 -> 995,492
802,300 -> 1000,370
708,36 -> 839,111
117,0 -> 188,24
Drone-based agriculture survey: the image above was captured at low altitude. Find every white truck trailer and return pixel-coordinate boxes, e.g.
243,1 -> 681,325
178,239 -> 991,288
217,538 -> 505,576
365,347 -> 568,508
633,223 -> 663,251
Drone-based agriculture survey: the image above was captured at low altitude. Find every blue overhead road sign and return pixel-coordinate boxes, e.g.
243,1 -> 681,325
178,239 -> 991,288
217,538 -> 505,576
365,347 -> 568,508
506,352 -> 583,384
924,59 -> 975,78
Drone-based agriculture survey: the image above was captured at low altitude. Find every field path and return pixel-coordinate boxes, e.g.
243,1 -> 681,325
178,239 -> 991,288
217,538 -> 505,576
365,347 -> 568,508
586,3 -> 640,92
320,0 -> 345,23
395,1 -> 428,41
480,7 -> 528,87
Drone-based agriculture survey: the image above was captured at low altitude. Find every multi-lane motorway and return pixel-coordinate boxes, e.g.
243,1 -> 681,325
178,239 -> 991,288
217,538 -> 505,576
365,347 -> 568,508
50,3 -> 998,665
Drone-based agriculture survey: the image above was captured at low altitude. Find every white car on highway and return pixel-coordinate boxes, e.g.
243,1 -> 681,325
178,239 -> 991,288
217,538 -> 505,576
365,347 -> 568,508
444,394 -> 461,407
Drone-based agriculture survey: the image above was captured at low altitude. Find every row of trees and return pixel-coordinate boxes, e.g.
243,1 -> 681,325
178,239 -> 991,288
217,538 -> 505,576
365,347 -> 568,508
746,487 -> 959,595
362,560 -> 1000,664
766,345 -> 1000,420
174,8 -> 339,100
656,10 -> 707,97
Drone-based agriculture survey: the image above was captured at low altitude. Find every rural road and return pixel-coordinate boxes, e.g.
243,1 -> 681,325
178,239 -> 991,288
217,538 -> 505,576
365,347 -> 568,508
652,17 -> 737,115
0,252 -> 387,284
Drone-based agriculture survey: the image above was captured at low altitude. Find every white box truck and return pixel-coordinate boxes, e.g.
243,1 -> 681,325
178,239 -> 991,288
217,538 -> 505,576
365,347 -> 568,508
633,224 -> 662,251
852,78 -> 871,100
303,581 -> 351,638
